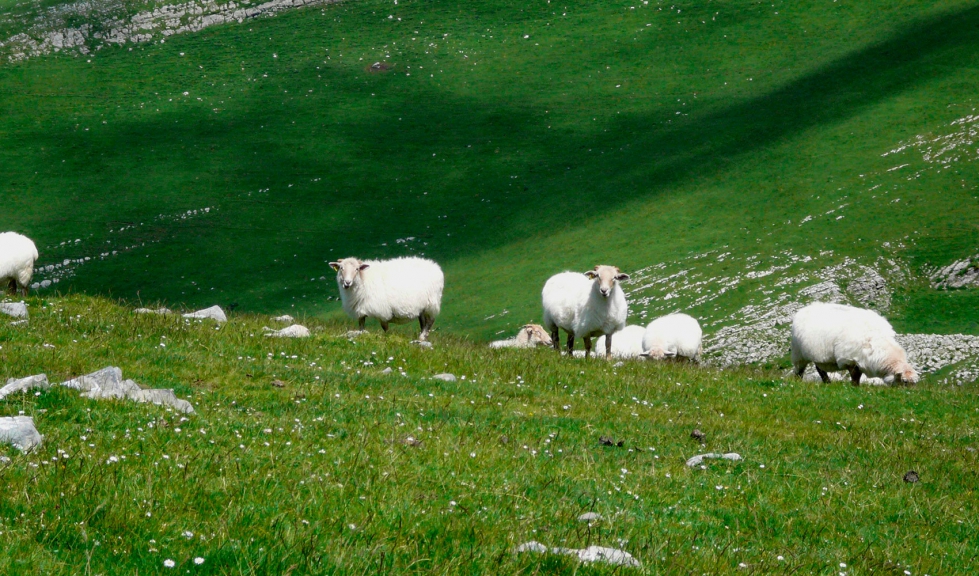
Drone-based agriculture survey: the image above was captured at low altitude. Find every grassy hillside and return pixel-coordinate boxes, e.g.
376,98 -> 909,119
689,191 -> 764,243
1,295 -> 978,574
1,0 -> 978,344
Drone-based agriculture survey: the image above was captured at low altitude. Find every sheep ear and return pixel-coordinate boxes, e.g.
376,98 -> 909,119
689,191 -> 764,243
584,271 -> 598,279
358,263 -> 370,271
329,261 -> 341,271
664,345 -> 678,357
615,273 -> 630,281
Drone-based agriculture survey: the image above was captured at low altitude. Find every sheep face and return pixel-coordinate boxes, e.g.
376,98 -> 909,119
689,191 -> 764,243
584,265 -> 629,298
521,324 -> 553,347
329,258 -> 370,289
885,364 -> 919,385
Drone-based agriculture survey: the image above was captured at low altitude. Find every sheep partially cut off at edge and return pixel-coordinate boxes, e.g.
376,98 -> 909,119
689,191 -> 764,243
641,313 -> 703,362
0,232 -> 38,297
790,302 -> 919,386
330,256 -> 444,341
593,325 -> 647,359
489,324 -> 553,349
542,265 -> 629,359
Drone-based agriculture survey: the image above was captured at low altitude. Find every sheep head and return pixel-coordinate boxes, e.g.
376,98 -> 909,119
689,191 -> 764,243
329,257 -> 370,289
584,265 -> 629,298
519,324 -> 553,347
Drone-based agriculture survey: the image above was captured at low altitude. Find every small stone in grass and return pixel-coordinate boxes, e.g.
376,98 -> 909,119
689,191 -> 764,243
271,379 -> 286,388
903,470 -> 919,483
599,436 -> 624,448
691,429 -> 706,442
578,512 -> 602,522
432,373 -> 456,382
380,367 -> 393,375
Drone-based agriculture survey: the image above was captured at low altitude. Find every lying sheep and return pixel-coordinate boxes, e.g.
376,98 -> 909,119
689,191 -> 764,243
330,256 -> 444,341
0,232 -> 38,296
641,313 -> 703,361
593,325 -> 647,358
790,302 -> 918,385
489,324 -> 553,348
542,265 -> 629,359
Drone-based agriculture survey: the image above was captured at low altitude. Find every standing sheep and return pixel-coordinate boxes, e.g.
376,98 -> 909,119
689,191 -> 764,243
593,325 -> 647,359
542,265 -> 629,359
641,313 -> 703,361
489,324 -> 553,349
329,256 -> 444,341
0,232 -> 38,297
790,302 -> 918,385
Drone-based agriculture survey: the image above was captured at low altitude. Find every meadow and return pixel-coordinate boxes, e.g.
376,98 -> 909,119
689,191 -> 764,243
1,295 -> 977,574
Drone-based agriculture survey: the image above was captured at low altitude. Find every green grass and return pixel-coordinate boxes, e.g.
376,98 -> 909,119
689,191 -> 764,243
0,0 -> 977,339
1,295 -> 978,574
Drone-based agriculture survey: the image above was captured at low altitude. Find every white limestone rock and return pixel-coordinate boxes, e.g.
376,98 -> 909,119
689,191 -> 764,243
686,452 -> 743,467
0,416 -> 42,452
182,305 -> 227,322
0,302 -> 28,319
0,374 -> 51,400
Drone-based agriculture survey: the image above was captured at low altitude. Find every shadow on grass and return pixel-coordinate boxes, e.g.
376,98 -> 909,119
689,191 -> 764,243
7,4 -> 979,308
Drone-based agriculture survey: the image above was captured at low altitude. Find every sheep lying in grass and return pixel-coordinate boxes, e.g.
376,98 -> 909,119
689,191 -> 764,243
542,265 -> 629,359
791,302 -> 918,385
641,313 -> 703,361
490,324 -> 553,348
0,232 -> 38,297
593,325 -> 647,359
330,256 -> 444,341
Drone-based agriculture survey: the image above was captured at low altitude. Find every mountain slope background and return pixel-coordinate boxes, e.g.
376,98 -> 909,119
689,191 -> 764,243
2,0 -> 978,366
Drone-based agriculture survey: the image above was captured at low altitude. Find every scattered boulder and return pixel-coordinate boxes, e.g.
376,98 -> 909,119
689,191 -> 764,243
380,367 -> 393,375
264,324 -> 310,338
59,367 -> 194,414
182,305 -> 227,323
577,512 -> 602,522
686,452 -> 742,467
0,374 -> 50,400
134,307 -> 172,315
0,302 -> 28,319
271,314 -> 295,322
432,373 -> 457,382
0,416 -> 42,452
516,541 -> 641,568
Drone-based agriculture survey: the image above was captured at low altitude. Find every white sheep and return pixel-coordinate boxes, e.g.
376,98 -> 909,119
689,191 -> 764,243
0,232 -> 38,296
593,325 -> 647,358
641,313 -> 703,361
790,302 -> 918,385
489,324 -> 553,348
329,256 -> 443,341
542,265 -> 629,359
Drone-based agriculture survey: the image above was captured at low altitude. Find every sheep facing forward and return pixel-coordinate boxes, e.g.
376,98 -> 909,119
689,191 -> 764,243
489,324 -> 553,349
0,232 -> 38,296
330,256 -> 444,341
641,313 -> 703,362
542,265 -> 629,359
790,302 -> 918,385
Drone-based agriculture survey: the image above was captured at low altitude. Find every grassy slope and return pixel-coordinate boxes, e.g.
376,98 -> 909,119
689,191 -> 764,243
1,295 -> 978,574
1,0 -> 978,342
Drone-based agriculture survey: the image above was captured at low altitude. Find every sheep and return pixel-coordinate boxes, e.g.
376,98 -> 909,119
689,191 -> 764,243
790,302 -> 919,385
593,325 -> 647,358
489,324 -> 553,349
0,232 -> 38,297
542,265 -> 629,359
329,256 -> 443,341
641,313 -> 703,361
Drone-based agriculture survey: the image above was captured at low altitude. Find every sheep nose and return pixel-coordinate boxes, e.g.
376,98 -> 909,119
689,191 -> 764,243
600,288 -> 610,297
342,281 -> 352,288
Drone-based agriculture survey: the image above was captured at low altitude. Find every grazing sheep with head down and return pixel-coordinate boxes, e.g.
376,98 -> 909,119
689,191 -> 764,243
542,265 -> 629,359
0,232 -> 38,297
329,256 -> 444,341
641,313 -> 703,361
489,324 -> 553,349
593,325 -> 647,359
790,302 -> 918,385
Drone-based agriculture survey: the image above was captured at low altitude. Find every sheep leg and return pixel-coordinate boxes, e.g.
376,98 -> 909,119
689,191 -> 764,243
5,279 -> 15,295
793,361 -> 808,379
418,313 -> 434,341
550,328 -> 560,352
605,334 -> 613,360
565,332 -> 575,356
583,336 -> 592,359
358,317 -> 366,330
380,320 -> 390,332
815,367 -> 830,383
848,365 -> 862,386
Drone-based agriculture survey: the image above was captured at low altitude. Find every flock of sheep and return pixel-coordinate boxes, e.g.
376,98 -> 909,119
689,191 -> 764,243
2,232 -> 919,385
